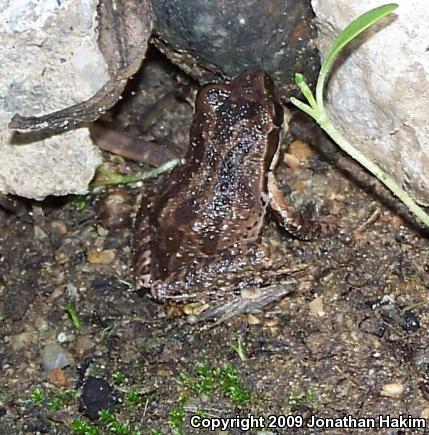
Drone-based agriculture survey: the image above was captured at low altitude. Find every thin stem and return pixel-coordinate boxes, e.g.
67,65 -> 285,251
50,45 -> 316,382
91,158 -> 180,188
289,97 -> 317,119
321,120 -> 429,227
139,158 -> 180,181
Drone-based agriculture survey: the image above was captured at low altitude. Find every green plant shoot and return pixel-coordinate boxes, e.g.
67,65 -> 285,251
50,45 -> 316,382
291,4 -> 429,228
64,302 -> 81,330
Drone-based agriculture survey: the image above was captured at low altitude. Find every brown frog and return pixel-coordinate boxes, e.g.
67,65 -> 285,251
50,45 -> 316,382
133,69 -> 317,301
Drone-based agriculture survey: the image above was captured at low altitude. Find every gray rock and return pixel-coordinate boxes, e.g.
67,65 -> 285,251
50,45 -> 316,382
41,343 -> 74,371
312,0 -> 429,205
0,0 -> 106,199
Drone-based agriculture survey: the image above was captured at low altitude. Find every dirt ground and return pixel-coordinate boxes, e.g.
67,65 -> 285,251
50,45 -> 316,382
1,53 -> 429,435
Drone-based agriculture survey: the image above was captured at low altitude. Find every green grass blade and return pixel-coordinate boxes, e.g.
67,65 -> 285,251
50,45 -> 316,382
64,303 -> 81,330
316,3 -> 398,107
295,73 -> 317,109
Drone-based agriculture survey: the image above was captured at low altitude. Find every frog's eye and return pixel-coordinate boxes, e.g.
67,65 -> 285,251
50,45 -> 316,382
207,88 -> 229,111
263,74 -> 275,92
196,86 -> 229,114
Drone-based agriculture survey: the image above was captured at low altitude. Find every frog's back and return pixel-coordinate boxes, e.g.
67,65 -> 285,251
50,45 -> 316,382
146,69 -> 283,280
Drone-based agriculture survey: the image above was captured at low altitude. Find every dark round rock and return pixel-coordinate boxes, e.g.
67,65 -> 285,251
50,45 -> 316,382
82,376 -> 116,419
152,0 -> 320,99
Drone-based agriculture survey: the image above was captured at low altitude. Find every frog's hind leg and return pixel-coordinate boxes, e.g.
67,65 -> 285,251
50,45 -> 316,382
151,244 -> 308,302
267,172 -> 321,240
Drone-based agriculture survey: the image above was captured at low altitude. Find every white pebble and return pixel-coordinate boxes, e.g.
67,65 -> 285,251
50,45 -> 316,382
381,382 -> 404,398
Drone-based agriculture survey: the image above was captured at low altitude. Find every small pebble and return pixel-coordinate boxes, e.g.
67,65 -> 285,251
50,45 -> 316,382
157,367 -> 174,377
98,189 -> 133,230
96,225 -> 109,237
186,314 -> 198,325
76,336 -> 96,356
41,343 -> 74,371
35,318 -> 49,333
247,314 -> 260,325
57,332 -> 68,343
264,317 -> 279,328
283,153 -> 301,171
183,302 -> 207,316
34,225 -> 48,240
50,220 -> 68,236
381,382 -> 404,398
241,287 -> 259,300
55,252 -> 68,265
47,368 -> 69,388
10,332 -> 33,351
284,140 -> 313,171
291,179 -> 306,193
309,297 -> 325,317
421,407 -> 429,419
289,140 -> 313,161
66,283 -> 79,298
87,249 -> 116,265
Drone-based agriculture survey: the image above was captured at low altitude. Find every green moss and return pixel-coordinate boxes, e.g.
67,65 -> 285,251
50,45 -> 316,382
112,372 -> 127,386
48,389 -> 76,410
71,419 -> 99,435
288,388 -> 318,407
125,391 -> 145,406
30,387 -> 44,403
180,362 -> 251,406
180,362 -> 214,395
168,407 -> 186,435
215,364 -> 251,405
72,195 -> 87,212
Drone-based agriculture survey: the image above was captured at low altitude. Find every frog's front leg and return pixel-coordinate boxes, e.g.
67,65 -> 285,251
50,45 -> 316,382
133,191 -> 155,290
267,172 -> 321,240
151,244 -> 306,302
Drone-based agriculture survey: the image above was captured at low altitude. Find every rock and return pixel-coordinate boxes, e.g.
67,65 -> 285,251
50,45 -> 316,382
82,376 -> 116,420
87,249 -> 116,265
2,280 -> 37,321
0,0 -> 106,199
247,314 -> 261,325
381,382 -> 404,398
97,189 -> 133,230
284,140 -> 313,171
309,296 -> 325,317
35,318 -> 49,333
10,332 -> 34,351
57,332 -> 69,344
50,220 -> 68,237
65,283 -> 79,298
47,368 -> 70,388
75,336 -> 96,357
311,1 -> 429,205
152,0 -> 320,99
41,343 -> 74,371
